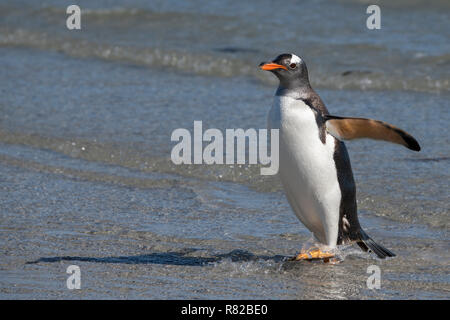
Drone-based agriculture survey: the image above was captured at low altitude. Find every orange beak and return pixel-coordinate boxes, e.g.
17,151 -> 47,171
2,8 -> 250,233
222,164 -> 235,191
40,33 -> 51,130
259,62 -> 287,71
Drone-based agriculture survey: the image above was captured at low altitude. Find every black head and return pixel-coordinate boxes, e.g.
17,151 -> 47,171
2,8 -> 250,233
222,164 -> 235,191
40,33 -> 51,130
259,53 -> 310,89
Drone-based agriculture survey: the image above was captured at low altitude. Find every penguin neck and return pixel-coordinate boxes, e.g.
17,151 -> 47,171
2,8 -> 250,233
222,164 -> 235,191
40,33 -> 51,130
275,83 -> 312,100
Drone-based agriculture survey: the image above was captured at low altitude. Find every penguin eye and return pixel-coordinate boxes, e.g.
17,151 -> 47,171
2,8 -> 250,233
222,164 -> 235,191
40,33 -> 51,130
289,63 -> 297,69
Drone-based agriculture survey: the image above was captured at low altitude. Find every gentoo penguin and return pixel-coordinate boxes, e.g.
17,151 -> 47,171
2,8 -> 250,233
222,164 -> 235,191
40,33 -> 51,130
260,53 -> 420,261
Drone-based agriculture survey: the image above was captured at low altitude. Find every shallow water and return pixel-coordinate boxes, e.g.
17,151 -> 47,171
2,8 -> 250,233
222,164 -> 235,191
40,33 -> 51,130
0,1 -> 449,299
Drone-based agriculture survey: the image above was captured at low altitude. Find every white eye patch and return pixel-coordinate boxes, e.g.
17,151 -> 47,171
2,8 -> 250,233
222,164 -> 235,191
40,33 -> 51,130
290,54 -> 301,65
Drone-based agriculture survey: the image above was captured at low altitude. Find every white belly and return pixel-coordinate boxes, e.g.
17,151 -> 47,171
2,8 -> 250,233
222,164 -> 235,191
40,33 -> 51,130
268,96 -> 341,247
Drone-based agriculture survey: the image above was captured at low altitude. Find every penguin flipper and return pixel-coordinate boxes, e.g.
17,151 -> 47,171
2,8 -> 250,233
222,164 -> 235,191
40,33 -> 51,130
324,115 -> 421,151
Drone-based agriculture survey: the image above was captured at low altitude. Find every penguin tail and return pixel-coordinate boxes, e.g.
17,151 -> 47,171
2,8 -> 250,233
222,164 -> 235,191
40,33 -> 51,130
356,229 -> 396,259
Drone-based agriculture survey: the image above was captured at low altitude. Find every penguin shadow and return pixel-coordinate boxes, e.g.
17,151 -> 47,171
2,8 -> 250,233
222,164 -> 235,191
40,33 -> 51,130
26,248 -> 288,267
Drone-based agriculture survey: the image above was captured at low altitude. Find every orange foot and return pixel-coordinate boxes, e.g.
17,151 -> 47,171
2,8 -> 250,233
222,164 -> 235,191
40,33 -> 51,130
291,248 -> 335,262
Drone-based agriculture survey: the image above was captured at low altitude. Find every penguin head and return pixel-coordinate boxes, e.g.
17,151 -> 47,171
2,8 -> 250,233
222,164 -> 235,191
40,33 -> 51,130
259,53 -> 310,89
